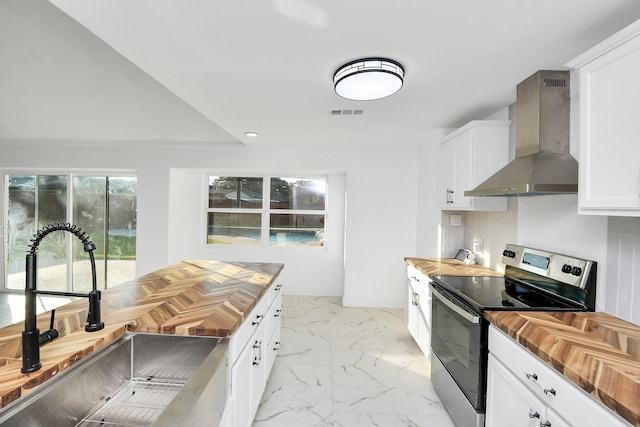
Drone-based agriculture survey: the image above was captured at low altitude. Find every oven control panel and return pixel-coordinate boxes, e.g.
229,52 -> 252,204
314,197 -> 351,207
501,244 -> 594,289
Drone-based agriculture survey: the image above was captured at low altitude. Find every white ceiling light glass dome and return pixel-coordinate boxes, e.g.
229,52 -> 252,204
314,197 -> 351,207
333,58 -> 405,101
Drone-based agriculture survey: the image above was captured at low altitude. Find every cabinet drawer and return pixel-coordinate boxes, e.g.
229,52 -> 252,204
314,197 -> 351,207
228,293 -> 270,361
265,291 -> 282,344
488,325 -> 630,426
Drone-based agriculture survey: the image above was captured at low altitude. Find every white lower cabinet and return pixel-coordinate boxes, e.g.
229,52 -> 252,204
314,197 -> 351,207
487,353 -> 570,427
220,283 -> 283,427
406,265 -> 431,358
486,325 -> 630,427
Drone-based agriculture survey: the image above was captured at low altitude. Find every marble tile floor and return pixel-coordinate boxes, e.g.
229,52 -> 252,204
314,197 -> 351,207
252,295 -> 455,427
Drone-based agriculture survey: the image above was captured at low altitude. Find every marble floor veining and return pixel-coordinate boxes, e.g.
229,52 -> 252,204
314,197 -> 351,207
252,296 -> 455,427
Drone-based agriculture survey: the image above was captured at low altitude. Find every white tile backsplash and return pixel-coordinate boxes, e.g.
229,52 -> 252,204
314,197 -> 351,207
441,211 -> 465,258
607,216 -> 640,324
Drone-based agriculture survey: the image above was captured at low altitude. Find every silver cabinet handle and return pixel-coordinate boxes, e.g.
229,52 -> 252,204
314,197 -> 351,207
430,284 -> 480,323
446,189 -> 454,204
252,340 -> 262,366
252,314 -> 264,326
526,373 -> 538,381
540,422 -> 551,427
543,388 -> 556,396
529,411 -> 540,419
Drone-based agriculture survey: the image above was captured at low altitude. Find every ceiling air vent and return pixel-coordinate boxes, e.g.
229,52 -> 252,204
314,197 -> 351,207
330,109 -> 364,116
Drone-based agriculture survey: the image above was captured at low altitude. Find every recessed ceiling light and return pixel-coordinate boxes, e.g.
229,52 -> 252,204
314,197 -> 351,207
244,131 -> 259,137
333,57 -> 404,101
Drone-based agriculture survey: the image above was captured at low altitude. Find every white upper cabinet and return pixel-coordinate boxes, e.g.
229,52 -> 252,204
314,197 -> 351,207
438,120 -> 510,211
567,20 -> 640,216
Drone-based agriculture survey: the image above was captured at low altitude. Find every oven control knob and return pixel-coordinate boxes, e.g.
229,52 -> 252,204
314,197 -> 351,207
562,264 -> 573,274
571,266 -> 582,276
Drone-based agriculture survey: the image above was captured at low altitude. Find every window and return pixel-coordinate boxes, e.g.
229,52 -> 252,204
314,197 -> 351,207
2,172 -> 137,292
207,176 -> 326,246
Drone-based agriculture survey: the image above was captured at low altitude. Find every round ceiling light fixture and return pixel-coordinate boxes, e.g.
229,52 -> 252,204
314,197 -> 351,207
333,57 -> 404,101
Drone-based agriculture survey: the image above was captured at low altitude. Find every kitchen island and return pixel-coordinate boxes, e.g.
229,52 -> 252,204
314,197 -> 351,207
0,260 -> 284,409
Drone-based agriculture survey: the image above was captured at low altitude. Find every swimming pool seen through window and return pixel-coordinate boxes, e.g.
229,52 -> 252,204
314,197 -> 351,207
206,176 -> 326,246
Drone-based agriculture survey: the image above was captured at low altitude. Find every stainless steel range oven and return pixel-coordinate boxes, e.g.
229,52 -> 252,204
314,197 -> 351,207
430,244 -> 596,427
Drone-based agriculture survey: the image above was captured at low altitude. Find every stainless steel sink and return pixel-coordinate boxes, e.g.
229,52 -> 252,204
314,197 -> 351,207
0,333 -> 228,427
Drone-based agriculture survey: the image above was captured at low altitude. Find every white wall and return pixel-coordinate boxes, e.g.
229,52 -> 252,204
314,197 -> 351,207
416,130 -> 449,258
0,142 -> 420,308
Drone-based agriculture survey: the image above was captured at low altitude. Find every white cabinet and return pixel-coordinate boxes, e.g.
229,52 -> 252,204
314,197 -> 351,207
567,20 -> 640,216
438,120 -> 510,211
406,265 -> 431,359
222,283 -> 283,427
486,325 -> 630,427
487,353 -> 570,427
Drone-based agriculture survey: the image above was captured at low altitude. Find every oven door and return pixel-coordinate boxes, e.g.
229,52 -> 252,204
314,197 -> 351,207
430,283 -> 487,412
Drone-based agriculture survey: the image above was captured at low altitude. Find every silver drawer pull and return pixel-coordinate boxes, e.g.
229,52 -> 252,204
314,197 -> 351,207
526,372 -> 538,381
540,421 -> 551,427
543,388 -> 556,396
528,411 -> 540,419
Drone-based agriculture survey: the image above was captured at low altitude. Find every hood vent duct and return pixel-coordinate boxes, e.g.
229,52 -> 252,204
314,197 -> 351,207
464,70 -> 578,197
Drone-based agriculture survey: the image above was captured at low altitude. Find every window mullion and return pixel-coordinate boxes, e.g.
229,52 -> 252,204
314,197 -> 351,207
67,173 -> 73,292
262,176 -> 270,246
104,177 -> 110,289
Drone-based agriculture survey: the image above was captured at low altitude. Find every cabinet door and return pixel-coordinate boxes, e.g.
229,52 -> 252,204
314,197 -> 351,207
264,319 -> 281,379
414,280 -> 431,357
486,353 -> 546,427
452,130 -> 474,209
544,407 -> 572,427
574,29 -> 640,214
232,339 -> 256,427
407,283 -> 419,340
438,120 -> 509,211
438,138 -> 456,208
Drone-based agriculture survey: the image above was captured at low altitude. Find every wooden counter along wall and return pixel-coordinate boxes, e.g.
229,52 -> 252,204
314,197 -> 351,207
486,310 -> 640,426
405,257 -> 503,278
407,258 -> 640,425
0,260 -> 283,409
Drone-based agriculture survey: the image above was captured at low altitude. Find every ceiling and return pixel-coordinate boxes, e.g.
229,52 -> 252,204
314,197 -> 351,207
4,0 -> 640,146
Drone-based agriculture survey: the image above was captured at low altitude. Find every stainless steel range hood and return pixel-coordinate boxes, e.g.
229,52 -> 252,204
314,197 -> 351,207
464,70 -> 577,197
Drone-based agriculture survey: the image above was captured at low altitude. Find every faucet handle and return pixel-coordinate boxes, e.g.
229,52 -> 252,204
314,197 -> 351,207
38,309 -> 59,345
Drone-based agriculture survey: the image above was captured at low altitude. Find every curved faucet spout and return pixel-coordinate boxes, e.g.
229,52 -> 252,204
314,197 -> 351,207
22,223 -> 105,374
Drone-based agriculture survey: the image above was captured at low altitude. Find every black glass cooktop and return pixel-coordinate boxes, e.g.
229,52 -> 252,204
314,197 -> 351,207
431,275 -> 582,312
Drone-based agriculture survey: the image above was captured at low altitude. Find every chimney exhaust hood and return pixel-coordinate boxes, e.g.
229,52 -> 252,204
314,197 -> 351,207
464,70 -> 577,197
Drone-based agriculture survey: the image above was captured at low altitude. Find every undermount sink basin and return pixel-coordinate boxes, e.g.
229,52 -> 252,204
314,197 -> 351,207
0,333 -> 228,427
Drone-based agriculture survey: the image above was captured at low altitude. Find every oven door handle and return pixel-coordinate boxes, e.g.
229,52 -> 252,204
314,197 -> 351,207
431,284 -> 481,324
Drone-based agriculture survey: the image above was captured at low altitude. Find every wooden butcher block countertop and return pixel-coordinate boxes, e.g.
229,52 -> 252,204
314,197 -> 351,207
0,260 -> 283,408
405,257 -> 502,278
486,311 -> 640,426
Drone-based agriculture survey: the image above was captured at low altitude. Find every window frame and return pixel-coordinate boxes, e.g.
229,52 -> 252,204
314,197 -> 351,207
205,174 -> 328,248
0,169 -> 137,293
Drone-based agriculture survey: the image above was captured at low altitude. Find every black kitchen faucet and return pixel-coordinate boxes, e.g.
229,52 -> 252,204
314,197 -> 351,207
21,223 -> 104,374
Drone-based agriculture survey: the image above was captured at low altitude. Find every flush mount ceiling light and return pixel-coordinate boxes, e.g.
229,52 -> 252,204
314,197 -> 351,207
244,131 -> 259,137
333,58 -> 404,101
